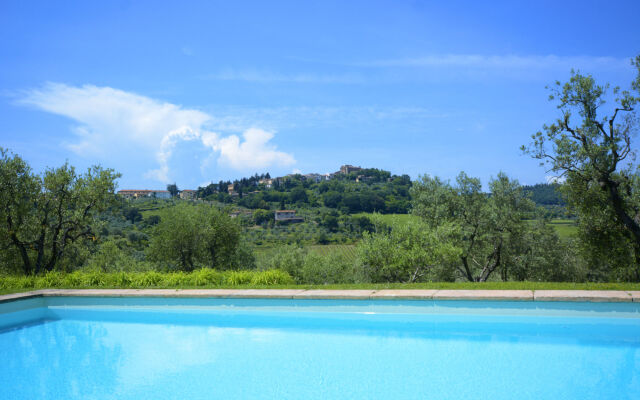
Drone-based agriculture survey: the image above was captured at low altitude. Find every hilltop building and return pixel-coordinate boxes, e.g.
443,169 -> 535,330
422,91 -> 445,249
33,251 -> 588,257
340,164 -> 362,175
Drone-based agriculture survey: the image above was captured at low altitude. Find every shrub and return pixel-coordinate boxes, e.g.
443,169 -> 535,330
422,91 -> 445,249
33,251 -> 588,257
225,270 -> 253,285
250,269 -> 294,285
300,253 -> 354,285
191,268 -> 223,286
35,271 -> 65,288
64,271 -> 85,287
132,271 -> 163,287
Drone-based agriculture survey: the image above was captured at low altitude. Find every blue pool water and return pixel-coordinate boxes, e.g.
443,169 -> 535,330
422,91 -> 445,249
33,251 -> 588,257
1,297 -> 639,399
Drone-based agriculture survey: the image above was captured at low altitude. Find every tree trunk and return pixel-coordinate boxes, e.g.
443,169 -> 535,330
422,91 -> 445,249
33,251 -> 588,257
460,256 -> 475,282
11,234 -> 32,275
605,179 -> 640,246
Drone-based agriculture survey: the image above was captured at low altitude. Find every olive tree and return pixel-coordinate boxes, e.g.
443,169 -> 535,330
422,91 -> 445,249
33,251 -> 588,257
523,55 -> 640,279
411,172 -> 535,282
147,203 -> 243,271
0,148 -> 120,274
357,216 -> 460,283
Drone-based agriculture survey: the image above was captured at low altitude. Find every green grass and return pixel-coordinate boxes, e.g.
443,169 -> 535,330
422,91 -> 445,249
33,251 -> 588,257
548,219 -> 578,238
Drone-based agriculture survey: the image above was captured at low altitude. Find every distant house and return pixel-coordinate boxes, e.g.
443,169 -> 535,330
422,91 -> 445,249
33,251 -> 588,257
304,173 -> 331,183
117,190 -> 171,199
179,189 -> 196,200
259,178 -> 274,188
275,210 -> 304,223
227,184 -> 235,194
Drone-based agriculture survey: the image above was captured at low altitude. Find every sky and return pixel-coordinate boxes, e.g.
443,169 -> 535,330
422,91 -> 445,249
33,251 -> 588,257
1,0 -> 639,190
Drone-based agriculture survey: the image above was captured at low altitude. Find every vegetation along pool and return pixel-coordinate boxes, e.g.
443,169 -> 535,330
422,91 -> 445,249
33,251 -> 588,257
1,297 -> 639,399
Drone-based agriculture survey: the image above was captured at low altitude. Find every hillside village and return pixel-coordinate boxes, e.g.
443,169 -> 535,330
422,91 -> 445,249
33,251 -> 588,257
116,164 -> 568,229
116,164 -> 390,222
118,165 -> 366,198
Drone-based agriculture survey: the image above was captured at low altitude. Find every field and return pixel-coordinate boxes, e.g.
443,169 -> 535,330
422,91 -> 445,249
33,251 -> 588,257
547,219 -> 578,238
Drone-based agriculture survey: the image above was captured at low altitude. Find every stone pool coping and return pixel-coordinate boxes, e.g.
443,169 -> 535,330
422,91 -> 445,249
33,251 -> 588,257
1,289 -> 640,303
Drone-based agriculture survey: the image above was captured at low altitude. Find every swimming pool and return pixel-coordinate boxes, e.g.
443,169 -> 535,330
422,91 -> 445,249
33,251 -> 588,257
1,295 -> 639,399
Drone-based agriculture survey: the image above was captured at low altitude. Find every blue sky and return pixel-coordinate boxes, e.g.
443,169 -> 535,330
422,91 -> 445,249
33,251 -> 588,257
1,0 -> 638,189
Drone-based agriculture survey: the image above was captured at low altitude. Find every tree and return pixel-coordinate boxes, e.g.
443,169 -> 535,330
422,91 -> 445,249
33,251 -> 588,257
289,186 -> 308,204
321,214 -> 339,232
167,183 -> 179,197
253,209 -> 274,226
202,207 -> 241,269
357,216 -> 460,283
123,206 -> 142,223
0,149 -> 120,274
147,203 -> 243,271
147,203 -> 204,270
411,172 -> 535,282
523,56 -> 640,278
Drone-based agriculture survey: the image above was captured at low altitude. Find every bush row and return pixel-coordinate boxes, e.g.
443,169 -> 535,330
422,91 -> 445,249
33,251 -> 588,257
0,269 -> 294,289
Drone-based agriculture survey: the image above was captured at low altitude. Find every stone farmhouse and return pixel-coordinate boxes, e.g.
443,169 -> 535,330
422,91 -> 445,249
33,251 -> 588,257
275,210 -> 304,223
179,190 -> 196,200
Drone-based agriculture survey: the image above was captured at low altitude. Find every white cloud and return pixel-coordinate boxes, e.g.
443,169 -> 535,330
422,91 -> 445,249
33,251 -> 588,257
209,128 -> 295,170
18,83 -> 295,182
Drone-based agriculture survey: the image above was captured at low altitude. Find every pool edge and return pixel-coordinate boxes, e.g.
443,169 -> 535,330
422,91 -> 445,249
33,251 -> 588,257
0,289 -> 637,303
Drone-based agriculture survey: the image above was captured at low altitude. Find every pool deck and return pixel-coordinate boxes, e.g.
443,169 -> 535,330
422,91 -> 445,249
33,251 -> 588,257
1,289 -> 640,303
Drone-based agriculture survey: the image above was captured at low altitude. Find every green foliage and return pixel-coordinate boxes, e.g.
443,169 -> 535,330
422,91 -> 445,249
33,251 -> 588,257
357,216 -> 460,283
147,203 -> 246,271
250,269 -> 294,285
411,172 -> 551,282
0,148 -> 121,275
166,183 -> 179,197
264,245 -> 308,280
299,252 -> 355,284
85,240 -> 148,272
0,269 -> 294,289
523,58 -> 640,279
253,209 -> 274,225
225,270 -> 254,285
